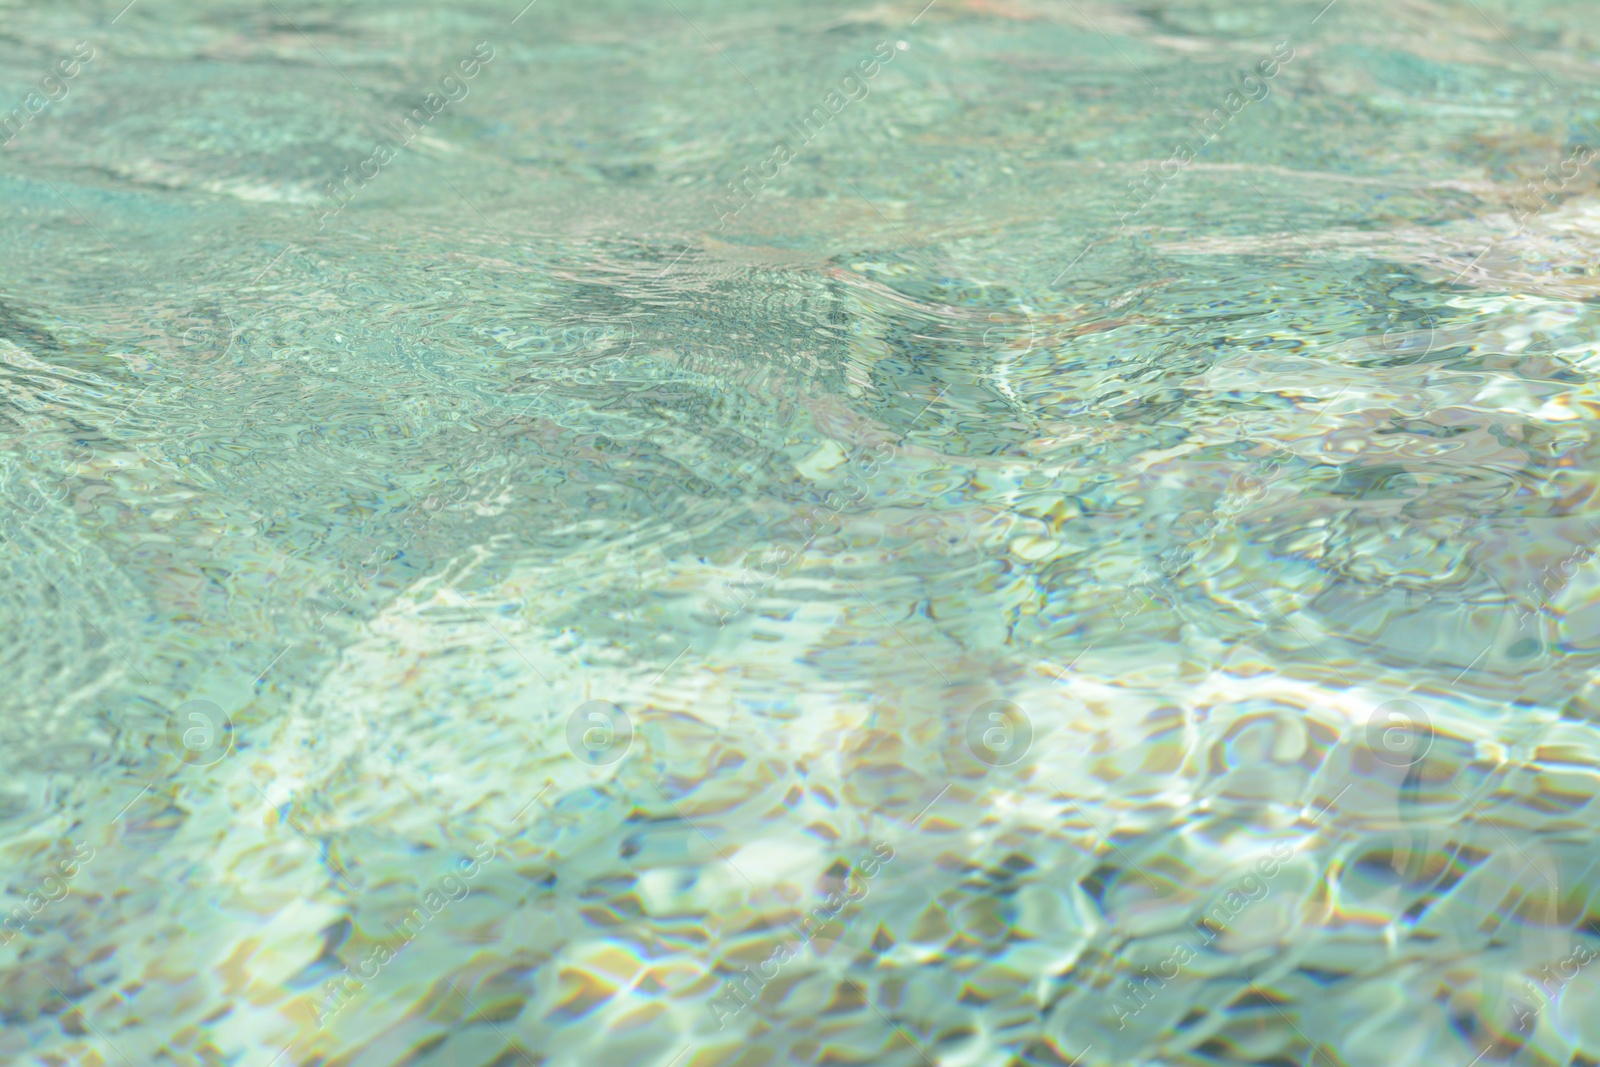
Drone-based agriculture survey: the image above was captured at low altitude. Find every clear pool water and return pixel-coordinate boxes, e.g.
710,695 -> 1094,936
3,1 -> 1600,1065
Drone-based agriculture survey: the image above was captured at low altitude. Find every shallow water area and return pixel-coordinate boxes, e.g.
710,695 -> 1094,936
3,1 -> 1600,1065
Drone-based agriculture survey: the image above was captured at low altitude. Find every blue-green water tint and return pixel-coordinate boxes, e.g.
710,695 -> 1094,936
3,0 -> 1600,1064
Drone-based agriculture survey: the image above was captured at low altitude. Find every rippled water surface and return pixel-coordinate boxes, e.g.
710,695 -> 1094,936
4,1 -> 1600,1064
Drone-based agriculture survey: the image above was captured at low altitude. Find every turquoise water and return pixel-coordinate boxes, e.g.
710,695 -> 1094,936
4,0 -> 1600,1064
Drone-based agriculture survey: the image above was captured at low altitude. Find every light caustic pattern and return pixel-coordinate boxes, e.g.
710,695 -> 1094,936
1,0 -> 1600,1066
